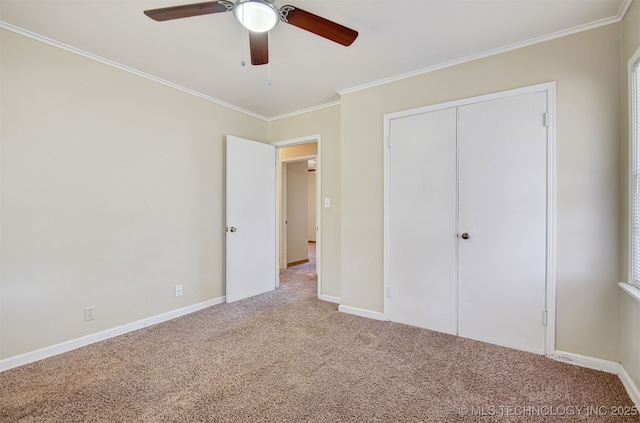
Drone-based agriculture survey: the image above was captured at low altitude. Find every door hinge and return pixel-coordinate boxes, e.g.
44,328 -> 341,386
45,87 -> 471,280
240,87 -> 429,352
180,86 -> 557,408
542,309 -> 548,325
386,286 -> 392,298
543,113 -> 549,127
387,135 -> 391,148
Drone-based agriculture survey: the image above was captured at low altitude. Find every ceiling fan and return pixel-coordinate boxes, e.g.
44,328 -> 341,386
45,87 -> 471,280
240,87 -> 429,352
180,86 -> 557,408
144,0 -> 359,66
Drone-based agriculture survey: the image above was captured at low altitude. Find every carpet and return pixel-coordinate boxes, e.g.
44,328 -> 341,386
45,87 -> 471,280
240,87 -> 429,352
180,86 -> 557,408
1,245 -> 638,422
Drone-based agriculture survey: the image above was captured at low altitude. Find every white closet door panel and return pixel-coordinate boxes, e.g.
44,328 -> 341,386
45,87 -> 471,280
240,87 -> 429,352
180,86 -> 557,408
458,92 -> 547,354
388,108 -> 457,334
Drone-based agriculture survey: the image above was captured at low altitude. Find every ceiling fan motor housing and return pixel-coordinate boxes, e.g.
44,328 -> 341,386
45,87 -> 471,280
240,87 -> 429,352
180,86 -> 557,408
233,0 -> 281,33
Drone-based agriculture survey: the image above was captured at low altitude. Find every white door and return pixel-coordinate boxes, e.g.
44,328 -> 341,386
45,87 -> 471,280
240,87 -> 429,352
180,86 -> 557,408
458,92 -> 547,354
386,88 -> 549,354
387,108 -> 458,334
226,135 -> 276,303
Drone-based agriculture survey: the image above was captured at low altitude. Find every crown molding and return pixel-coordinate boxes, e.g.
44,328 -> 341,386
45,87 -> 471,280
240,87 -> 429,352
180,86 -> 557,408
267,100 -> 341,121
0,21 -> 269,121
3,0 -> 633,119
338,6 -> 630,96
618,0 -> 633,20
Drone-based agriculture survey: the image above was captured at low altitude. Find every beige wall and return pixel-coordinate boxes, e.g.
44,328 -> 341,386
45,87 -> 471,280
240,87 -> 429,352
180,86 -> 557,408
269,106 -> 341,299
621,0 -> 640,393
0,29 -> 267,359
340,24 -> 622,361
1,10 -> 634,368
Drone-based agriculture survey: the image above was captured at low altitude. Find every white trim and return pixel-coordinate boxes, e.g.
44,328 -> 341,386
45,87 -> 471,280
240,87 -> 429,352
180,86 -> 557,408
0,21 -> 267,121
383,82 -> 557,355
267,101 -> 341,122
271,134 -> 321,147
385,82 -> 556,121
619,0 -> 634,21
620,282 -> 640,303
544,82 -> 558,357
3,0 -> 630,121
552,351 -> 620,374
629,46 -> 640,288
278,158 -> 288,273
339,15 -> 625,97
0,296 -> 225,372
0,20 -> 343,122
552,351 -> 640,407
619,365 -> 640,408
271,135 -> 322,299
280,154 -> 317,163
338,305 -> 386,321
318,294 -> 341,304
383,113 -> 391,321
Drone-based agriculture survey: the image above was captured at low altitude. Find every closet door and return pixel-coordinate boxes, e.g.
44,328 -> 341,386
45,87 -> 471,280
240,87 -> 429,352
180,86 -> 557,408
387,108 -> 458,334
457,92 -> 547,354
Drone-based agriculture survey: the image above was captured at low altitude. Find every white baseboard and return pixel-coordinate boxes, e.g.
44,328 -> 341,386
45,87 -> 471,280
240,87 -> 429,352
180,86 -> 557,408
0,296 -> 226,372
318,294 -> 341,304
338,304 -> 386,321
552,350 -> 620,374
552,350 -> 640,408
619,365 -> 640,408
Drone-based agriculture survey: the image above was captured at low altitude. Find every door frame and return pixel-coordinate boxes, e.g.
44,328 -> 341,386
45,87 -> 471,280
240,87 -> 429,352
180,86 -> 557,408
383,82 -> 557,356
271,135 -> 322,298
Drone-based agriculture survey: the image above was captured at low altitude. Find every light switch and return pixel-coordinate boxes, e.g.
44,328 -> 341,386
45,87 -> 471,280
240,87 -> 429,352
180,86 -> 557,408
324,197 -> 331,208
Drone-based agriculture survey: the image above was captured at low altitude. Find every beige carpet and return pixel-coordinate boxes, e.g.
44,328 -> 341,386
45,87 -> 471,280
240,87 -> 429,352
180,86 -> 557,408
1,247 -> 638,422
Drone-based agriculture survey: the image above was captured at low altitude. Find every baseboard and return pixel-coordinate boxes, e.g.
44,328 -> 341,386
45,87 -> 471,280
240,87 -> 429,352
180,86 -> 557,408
619,365 -> 640,408
544,351 -> 640,407
0,296 -> 226,372
318,294 -> 341,304
552,350 -> 620,374
338,304 -> 386,321
287,259 -> 309,267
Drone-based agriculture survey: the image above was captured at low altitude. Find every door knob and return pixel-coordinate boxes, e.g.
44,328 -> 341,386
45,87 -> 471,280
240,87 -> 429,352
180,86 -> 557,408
229,227 -> 237,233
461,232 -> 470,239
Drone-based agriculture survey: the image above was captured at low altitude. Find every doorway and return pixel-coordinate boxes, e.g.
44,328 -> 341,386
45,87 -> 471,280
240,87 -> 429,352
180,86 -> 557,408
272,136 -> 322,297
282,156 -> 317,269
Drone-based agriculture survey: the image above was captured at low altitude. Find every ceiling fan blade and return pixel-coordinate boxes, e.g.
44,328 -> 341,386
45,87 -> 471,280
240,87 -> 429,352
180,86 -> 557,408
249,32 -> 269,65
280,6 -> 358,46
144,1 -> 232,22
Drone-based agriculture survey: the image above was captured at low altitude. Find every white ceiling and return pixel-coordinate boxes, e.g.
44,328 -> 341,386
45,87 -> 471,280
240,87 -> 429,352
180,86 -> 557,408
0,0 -> 630,119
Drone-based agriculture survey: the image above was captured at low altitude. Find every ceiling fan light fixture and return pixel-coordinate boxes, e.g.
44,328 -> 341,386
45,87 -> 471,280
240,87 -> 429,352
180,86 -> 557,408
234,0 -> 279,33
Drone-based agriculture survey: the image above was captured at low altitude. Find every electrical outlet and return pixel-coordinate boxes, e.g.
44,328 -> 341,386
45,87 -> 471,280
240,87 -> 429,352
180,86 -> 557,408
84,306 -> 95,321
175,285 -> 183,297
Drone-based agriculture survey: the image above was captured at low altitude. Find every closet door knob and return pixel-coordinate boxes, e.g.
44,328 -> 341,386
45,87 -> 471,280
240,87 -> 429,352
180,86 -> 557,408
461,232 -> 470,239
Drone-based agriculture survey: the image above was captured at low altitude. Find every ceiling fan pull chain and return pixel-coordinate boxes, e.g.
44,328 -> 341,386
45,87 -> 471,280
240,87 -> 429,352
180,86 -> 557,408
267,62 -> 272,85
266,32 -> 272,85
241,24 -> 248,67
